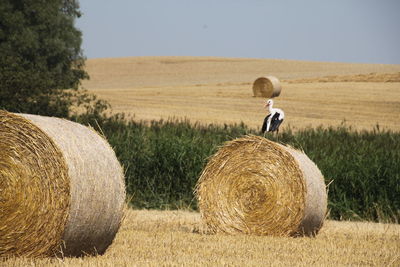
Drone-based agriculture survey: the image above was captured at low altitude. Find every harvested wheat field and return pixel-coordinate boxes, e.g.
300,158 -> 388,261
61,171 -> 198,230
82,56 -> 400,132
3,210 -> 399,266
3,57 -> 399,266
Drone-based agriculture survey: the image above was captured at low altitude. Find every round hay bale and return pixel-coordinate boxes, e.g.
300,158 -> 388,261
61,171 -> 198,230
195,135 -> 327,237
0,110 -> 126,257
252,76 -> 281,98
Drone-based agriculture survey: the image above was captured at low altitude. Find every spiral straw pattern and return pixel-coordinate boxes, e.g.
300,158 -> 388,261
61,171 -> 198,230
0,111 -> 70,257
0,110 -> 125,257
195,135 -> 327,236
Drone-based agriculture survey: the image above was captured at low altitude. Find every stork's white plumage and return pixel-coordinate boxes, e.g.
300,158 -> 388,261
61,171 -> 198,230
262,99 -> 285,133
265,99 -> 285,120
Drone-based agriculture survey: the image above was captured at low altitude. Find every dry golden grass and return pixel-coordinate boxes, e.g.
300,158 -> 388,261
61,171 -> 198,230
3,209 -> 399,266
82,56 -> 400,132
82,56 -> 400,89
287,72 -> 400,83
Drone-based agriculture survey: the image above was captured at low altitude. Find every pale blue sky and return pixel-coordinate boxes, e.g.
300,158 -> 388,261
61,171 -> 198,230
76,0 -> 400,64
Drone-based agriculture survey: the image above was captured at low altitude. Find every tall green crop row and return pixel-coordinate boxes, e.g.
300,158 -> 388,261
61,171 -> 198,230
85,115 -> 399,223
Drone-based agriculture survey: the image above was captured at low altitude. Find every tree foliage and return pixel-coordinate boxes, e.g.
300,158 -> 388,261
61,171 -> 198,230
0,0 -> 104,117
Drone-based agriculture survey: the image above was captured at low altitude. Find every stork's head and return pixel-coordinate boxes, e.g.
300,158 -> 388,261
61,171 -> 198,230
266,99 -> 273,107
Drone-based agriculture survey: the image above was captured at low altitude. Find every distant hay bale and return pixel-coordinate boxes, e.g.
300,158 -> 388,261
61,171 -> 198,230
195,135 -> 327,237
0,110 -> 126,258
252,76 -> 281,98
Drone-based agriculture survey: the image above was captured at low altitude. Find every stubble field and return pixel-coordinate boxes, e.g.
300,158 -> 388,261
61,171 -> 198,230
83,56 -> 400,131
4,210 -> 400,266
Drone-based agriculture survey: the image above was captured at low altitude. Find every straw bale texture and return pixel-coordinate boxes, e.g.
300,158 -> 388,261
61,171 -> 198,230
0,110 -> 126,257
195,135 -> 327,236
252,76 -> 282,98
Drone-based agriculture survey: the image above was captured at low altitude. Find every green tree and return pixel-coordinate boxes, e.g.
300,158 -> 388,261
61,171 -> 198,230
0,0 -> 102,118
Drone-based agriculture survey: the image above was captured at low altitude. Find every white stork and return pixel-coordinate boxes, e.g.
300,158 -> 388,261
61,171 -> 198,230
261,99 -> 285,133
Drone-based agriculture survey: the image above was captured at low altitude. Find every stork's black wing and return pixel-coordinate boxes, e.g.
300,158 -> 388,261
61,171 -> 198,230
262,113 -> 283,133
261,114 -> 271,133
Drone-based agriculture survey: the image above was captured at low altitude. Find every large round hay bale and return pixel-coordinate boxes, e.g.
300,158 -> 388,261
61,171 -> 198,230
252,76 -> 281,98
0,110 -> 126,257
195,135 -> 327,236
